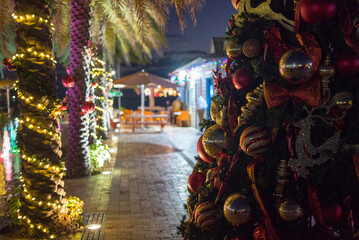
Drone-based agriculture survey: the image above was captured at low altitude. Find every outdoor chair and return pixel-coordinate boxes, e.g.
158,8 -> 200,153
176,111 -> 190,127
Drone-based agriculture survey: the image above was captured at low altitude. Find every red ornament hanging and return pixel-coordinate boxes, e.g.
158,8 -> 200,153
2,58 -> 16,71
83,101 -> 95,114
59,102 -> 68,111
321,200 -> 343,226
187,172 -> 205,193
335,51 -> 359,76
197,135 -> 215,163
300,0 -> 337,24
62,76 -> 75,88
233,68 -> 254,90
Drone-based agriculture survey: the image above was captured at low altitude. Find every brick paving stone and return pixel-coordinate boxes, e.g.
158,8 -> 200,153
104,127 -> 195,240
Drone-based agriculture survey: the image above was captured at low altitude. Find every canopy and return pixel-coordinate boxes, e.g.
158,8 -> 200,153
113,71 -> 178,114
113,71 -> 178,89
0,79 -> 15,89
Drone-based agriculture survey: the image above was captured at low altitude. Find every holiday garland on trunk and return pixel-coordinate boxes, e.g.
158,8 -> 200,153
2,0 -> 83,238
65,0 -> 92,177
179,0 -> 359,239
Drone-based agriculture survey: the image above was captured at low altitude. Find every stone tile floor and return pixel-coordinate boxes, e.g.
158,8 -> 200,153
65,126 -> 199,240
0,126 -> 199,239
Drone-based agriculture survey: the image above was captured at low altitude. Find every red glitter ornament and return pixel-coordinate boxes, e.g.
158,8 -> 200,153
187,172 -> 205,193
335,52 -> 359,76
197,135 -> 215,163
300,0 -> 337,24
83,101 -> 95,114
62,76 -> 75,88
321,200 -> 343,226
232,68 -> 254,90
59,102 -> 68,111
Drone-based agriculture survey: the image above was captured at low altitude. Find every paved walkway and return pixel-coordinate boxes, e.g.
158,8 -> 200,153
65,126 -> 199,240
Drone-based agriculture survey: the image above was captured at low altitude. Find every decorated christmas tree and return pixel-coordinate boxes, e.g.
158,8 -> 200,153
178,0 -> 359,239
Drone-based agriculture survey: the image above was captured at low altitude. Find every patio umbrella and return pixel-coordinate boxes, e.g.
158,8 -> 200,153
0,79 -> 16,115
113,71 -> 178,117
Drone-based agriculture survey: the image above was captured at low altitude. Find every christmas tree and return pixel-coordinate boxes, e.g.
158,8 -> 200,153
178,0 -> 359,239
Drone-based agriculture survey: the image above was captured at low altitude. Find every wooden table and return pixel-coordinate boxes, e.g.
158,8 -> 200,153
126,114 -> 168,133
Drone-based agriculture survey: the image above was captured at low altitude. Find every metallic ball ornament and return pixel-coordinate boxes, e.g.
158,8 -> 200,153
83,101 -> 95,114
242,39 -> 262,58
187,171 -> 205,193
62,75 -> 75,88
278,200 -> 303,221
226,41 -> 242,60
223,193 -> 251,225
194,201 -> 216,230
233,68 -> 254,90
330,91 -> 354,111
202,124 -> 233,158
335,51 -> 359,76
197,135 -> 215,163
240,126 -> 271,157
279,49 -> 314,84
300,0 -> 337,24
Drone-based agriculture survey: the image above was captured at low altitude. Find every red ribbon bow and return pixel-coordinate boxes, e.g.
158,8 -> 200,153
263,78 -> 320,109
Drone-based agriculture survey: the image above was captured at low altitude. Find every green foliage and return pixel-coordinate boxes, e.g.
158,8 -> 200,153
89,139 -> 111,173
198,119 -> 216,132
3,184 -> 21,228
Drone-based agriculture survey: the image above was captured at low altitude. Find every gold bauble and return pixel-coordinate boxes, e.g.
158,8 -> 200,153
202,124 -> 233,158
279,49 -> 314,83
242,39 -> 262,58
278,200 -> 303,221
226,41 -> 242,60
223,193 -> 251,225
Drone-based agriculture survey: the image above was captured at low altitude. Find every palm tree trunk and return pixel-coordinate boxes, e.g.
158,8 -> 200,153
94,22 -> 109,139
14,0 -> 73,237
66,0 -> 92,177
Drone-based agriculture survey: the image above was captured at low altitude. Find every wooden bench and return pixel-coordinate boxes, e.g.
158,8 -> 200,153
126,114 -> 168,133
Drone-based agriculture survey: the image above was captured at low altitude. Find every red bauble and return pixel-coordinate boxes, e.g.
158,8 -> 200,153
197,135 -> 215,163
300,0 -> 337,24
321,200 -> 343,226
233,68 -> 254,90
62,76 -> 75,88
59,102 -> 68,111
83,101 -> 95,114
187,172 -> 205,193
335,52 -> 359,76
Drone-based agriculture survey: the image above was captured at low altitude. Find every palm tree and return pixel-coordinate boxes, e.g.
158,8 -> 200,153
60,0 -> 204,177
64,0 -> 92,177
10,0 -> 81,238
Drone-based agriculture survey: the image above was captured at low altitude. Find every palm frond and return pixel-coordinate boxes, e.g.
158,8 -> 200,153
54,0 -> 71,54
0,0 -> 15,57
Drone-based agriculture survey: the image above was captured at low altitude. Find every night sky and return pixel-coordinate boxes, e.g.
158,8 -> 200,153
165,0 -> 237,54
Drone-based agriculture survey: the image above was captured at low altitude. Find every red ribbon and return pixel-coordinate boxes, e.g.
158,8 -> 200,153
215,151 -> 240,204
294,0 -> 302,33
228,88 -> 239,136
296,33 -> 322,75
264,23 -> 289,63
306,180 -> 333,239
352,152 -> 359,182
263,78 -> 320,109
339,0 -> 359,56
247,158 -> 280,240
